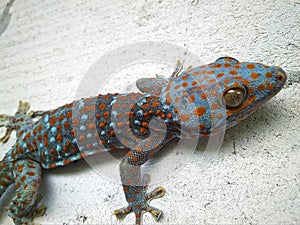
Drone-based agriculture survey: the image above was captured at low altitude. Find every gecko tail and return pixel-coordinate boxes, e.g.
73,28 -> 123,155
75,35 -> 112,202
0,156 -> 14,198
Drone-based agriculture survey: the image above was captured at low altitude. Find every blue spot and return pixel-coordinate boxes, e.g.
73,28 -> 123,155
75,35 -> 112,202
72,138 -> 77,144
134,120 -> 140,125
80,125 -> 86,131
101,131 -> 106,136
93,143 -> 98,147
50,137 -> 55,143
44,114 -> 49,123
137,110 -> 143,116
46,122 -> 50,129
70,155 -> 80,161
81,114 -> 88,121
137,101 -> 143,106
51,127 -> 57,135
56,145 -> 62,151
162,104 -> 170,112
111,110 -> 117,117
39,143 -> 43,148
110,99 -> 117,105
78,100 -> 85,109
87,133 -> 92,139
109,122 -> 116,128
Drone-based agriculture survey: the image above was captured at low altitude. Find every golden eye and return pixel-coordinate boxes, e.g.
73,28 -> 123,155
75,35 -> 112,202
223,87 -> 246,109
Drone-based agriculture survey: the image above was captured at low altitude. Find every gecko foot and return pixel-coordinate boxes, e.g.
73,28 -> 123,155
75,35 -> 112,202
114,186 -> 165,224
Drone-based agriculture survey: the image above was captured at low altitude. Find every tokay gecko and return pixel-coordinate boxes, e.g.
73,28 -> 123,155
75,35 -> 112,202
0,57 -> 286,224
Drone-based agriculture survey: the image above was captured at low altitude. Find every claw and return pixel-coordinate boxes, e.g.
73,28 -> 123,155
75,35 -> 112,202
34,205 -> 46,218
113,206 -> 132,220
171,60 -> 183,78
145,186 -> 165,202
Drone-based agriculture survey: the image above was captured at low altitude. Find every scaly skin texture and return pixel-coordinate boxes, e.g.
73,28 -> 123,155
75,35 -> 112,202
0,57 -> 286,224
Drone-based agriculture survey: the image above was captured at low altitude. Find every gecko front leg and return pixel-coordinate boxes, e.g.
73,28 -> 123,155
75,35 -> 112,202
114,157 -> 165,224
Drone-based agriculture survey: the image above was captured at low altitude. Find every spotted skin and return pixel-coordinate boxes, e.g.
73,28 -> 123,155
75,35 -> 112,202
0,57 -> 286,224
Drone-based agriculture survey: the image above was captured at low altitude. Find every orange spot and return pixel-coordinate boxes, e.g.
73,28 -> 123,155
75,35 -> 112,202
182,82 -> 188,87
248,87 -> 254,94
224,63 -> 231,68
141,104 -> 149,110
229,70 -> 238,75
188,95 -> 195,103
103,111 -> 110,119
18,165 -> 24,173
78,134 -> 85,142
179,114 -> 191,122
250,73 -> 259,79
216,73 -> 224,78
193,106 -> 206,117
166,93 -> 172,103
164,84 -> 170,92
267,84 -> 274,90
192,81 -> 197,86
266,72 -> 272,78
214,63 -> 222,68
210,103 -> 219,110
201,92 -> 207,100
56,132 -> 62,143
242,80 -> 250,86
234,65 -> 241,69
72,118 -> 79,126
258,84 -> 265,91
247,64 -> 256,69
193,71 -> 200,76
181,75 -> 188,80
174,84 -> 181,90
208,79 -> 216,83
43,134 -> 49,148
64,121 -> 70,129
59,115 -> 64,121
27,172 -> 35,176
37,125 -> 43,132
88,123 -> 96,130
63,159 -> 72,165
99,103 -> 106,110
66,111 -> 72,118
217,113 -> 223,119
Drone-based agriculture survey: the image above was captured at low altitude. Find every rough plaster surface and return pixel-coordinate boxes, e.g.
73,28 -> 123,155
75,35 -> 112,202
0,0 -> 299,224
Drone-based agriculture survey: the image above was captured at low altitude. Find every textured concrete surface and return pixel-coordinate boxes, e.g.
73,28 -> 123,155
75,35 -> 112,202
0,0 -> 299,224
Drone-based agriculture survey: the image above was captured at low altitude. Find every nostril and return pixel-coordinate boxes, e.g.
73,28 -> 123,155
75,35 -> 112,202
277,70 -> 286,83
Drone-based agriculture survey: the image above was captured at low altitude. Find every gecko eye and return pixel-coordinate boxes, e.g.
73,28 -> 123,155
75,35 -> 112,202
223,86 -> 247,109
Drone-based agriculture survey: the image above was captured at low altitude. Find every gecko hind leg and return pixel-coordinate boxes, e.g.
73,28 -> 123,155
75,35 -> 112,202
7,159 -> 45,225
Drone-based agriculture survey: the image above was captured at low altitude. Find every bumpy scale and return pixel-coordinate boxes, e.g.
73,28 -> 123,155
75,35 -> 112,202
0,57 -> 286,224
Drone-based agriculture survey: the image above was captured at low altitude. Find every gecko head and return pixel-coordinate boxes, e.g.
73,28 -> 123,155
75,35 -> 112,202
220,58 -> 287,128
161,57 -> 286,137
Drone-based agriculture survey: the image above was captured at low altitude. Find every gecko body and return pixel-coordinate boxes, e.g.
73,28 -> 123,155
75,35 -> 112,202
0,57 -> 286,224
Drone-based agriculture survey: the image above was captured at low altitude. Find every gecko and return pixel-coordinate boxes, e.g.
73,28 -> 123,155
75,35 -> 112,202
0,57 -> 286,225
